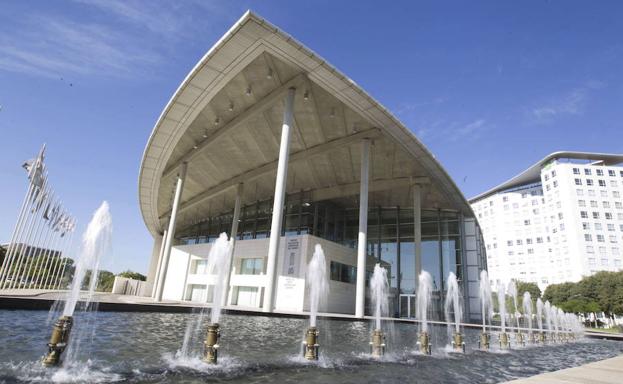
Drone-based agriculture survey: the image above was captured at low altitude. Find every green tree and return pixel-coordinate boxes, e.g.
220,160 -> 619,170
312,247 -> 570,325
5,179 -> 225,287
516,281 -> 541,299
97,270 -> 115,292
118,270 -> 146,281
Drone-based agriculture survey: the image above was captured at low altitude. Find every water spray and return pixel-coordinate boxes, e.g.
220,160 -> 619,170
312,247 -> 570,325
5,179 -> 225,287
416,271 -> 433,355
42,315 -> 73,366
302,245 -> 328,361
479,331 -> 490,350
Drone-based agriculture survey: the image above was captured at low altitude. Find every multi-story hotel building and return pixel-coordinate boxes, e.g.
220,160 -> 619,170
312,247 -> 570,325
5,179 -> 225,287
471,152 -> 623,290
137,11 -> 487,321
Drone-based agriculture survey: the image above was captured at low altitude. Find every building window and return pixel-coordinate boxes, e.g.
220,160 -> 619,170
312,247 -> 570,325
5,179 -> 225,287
573,167 -> 580,175
239,258 -> 264,275
616,202 -> 622,209
585,234 -> 593,242
608,224 -> 616,231
578,199 -> 586,207
590,200 -> 598,208
552,170 -> 557,177
593,212 -> 600,219
586,179 -> 594,186
596,169 -> 604,176
507,240 -> 513,246
582,222 -> 590,230
330,261 -> 356,284
614,191 -> 621,198
609,170 -> 616,177
524,220 -> 531,226
526,238 -> 533,244
516,239 -> 523,245
580,211 -> 588,218
584,169 -> 592,175
611,180 -> 618,187
599,180 -> 606,187
601,190 -> 608,197
586,246 -> 594,253
597,234 -> 605,243
595,223 -> 603,231
536,237 -> 543,243
610,235 -> 617,243
574,178 -> 582,185
503,196 -> 509,202
544,174 -> 549,181
605,212 -> 613,220
576,189 -> 584,196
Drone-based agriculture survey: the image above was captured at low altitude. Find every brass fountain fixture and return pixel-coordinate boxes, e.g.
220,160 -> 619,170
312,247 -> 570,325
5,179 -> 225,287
203,323 -> 220,364
42,316 -> 73,367
539,331 -> 547,343
417,332 -> 432,355
302,326 -> 320,360
499,332 -> 511,349
369,329 -> 386,358
478,332 -> 490,350
528,332 -> 537,344
515,332 -> 525,347
451,332 -> 465,353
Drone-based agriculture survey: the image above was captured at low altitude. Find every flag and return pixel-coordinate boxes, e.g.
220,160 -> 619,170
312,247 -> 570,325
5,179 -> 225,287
43,200 -> 52,220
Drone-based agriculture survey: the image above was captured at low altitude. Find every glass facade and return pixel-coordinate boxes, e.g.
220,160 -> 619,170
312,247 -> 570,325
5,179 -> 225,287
177,191 -> 473,318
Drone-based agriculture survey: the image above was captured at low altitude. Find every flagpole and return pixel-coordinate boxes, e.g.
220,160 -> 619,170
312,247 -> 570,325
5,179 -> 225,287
0,146 -> 42,287
47,221 -> 71,289
32,192 -> 55,289
6,151 -> 46,290
23,197 -> 55,290
35,195 -> 61,288
6,196 -> 40,290
18,200 -> 48,289
41,221 -> 64,289
54,228 -> 74,290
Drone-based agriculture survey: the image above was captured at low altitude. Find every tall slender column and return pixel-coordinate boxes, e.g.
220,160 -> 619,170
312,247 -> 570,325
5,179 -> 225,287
150,230 -> 167,297
413,184 -> 422,282
263,87 -> 296,313
355,138 -> 370,318
222,183 -> 243,306
155,162 -> 188,302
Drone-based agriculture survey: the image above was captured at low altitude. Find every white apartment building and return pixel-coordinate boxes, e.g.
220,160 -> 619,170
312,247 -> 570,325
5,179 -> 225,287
470,152 -> 623,290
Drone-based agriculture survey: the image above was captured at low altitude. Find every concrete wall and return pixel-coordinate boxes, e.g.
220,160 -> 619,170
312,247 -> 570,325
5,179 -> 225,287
112,276 -> 146,296
160,234 -> 361,315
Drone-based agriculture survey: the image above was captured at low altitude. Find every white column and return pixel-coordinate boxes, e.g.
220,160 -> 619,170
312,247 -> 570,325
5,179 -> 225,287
355,138 -> 370,318
150,230 -> 167,298
155,162 -> 188,302
413,184 -> 422,278
222,182 -> 243,306
263,87 -> 296,313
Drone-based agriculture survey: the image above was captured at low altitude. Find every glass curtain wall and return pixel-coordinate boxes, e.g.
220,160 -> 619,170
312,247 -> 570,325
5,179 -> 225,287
176,191 -> 465,318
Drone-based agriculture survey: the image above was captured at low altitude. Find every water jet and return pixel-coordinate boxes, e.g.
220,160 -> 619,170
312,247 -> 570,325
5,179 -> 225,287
499,332 -> 511,349
302,244 -> 328,361
444,272 -> 464,353
478,270 -> 493,350
416,271 -> 433,355
369,264 -> 389,358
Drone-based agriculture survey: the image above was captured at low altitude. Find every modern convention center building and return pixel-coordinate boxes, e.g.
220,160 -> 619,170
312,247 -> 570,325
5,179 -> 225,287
138,11 -> 487,321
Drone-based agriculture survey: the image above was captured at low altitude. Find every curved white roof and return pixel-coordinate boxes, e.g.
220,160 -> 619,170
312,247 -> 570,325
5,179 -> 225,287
138,11 -> 474,237
469,151 -> 623,203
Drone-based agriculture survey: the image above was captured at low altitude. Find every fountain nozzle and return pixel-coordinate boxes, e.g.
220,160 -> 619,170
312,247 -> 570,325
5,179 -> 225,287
479,332 -> 490,350
303,326 -> 320,360
42,315 -> 73,367
538,331 -> 546,344
417,331 -> 432,355
451,332 -> 465,353
370,329 -> 385,358
515,332 -> 525,347
203,323 -> 220,364
499,332 -> 511,350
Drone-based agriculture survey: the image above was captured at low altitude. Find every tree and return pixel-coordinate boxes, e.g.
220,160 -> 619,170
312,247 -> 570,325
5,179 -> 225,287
118,270 -> 146,281
97,271 -> 115,292
516,281 -> 541,299
0,245 -> 6,267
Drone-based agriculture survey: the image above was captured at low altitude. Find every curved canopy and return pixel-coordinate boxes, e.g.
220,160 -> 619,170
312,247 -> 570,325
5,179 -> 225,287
138,11 -> 473,237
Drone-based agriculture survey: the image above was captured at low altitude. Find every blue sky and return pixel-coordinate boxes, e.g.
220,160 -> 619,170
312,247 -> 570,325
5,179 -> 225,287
1,1 -> 621,274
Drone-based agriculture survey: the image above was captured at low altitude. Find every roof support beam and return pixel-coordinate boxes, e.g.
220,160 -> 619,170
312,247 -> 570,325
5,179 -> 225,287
160,127 -> 382,219
310,177 -> 411,202
161,73 -> 306,180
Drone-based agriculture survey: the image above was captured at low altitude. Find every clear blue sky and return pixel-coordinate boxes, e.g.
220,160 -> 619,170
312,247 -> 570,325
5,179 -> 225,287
1,1 -> 621,274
